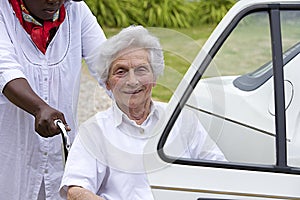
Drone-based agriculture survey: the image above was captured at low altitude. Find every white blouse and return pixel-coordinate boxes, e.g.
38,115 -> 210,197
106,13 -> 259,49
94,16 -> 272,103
0,1 -> 106,199
60,101 -> 226,200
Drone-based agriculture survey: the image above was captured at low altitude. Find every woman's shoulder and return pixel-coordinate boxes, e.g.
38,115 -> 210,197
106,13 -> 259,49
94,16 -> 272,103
65,0 -> 91,14
81,107 -> 113,126
1,1 -> 13,16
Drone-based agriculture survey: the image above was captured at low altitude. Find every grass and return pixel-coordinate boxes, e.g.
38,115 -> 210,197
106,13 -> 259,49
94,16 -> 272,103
147,26 -> 216,101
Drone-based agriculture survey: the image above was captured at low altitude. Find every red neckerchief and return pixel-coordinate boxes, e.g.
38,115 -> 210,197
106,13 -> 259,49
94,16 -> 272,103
9,0 -> 66,54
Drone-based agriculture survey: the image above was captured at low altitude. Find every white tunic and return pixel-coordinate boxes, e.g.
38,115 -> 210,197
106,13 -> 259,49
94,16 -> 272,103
60,101 -> 226,200
0,1 -> 106,199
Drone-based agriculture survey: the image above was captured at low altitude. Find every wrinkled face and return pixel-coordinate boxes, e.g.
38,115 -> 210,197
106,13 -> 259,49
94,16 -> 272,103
106,48 -> 156,111
23,0 -> 65,21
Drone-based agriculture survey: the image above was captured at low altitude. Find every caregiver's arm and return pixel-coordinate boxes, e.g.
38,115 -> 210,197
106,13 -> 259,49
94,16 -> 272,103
2,78 -> 70,137
67,186 -> 105,200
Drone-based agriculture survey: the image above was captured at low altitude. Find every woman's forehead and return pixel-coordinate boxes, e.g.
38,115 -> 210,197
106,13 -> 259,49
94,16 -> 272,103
116,48 -> 148,59
112,49 -> 149,64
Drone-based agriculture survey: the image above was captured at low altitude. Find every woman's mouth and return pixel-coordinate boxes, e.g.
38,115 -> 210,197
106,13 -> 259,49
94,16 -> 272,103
44,9 -> 57,15
124,89 -> 143,94
42,5 -> 60,16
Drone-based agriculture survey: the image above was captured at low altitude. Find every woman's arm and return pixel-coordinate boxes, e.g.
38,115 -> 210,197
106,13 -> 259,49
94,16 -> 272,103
67,186 -> 105,200
3,78 -> 70,137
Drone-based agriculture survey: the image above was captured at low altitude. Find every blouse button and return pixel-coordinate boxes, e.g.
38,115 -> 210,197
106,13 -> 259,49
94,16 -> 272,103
139,129 -> 144,134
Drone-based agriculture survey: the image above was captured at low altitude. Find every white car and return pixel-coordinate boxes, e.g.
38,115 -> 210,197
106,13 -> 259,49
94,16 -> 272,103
145,0 -> 300,199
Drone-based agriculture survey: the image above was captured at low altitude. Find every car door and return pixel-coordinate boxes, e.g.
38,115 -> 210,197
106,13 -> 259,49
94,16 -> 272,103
144,0 -> 300,199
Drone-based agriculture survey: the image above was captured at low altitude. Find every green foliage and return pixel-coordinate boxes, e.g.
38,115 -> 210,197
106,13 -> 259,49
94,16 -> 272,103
85,0 -> 237,28
141,0 -> 193,28
85,0 -> 130,27
194,0 -> 236,25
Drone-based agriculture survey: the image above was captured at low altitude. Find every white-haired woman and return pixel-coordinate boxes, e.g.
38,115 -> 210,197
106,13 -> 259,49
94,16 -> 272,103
59,25 -> 226,200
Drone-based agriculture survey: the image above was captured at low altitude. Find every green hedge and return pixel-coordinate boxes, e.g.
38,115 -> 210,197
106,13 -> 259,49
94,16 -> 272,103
85,0 -> 237,28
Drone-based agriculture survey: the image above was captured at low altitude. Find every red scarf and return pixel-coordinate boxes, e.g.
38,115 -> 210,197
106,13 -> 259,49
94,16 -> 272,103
9,0 -> 66,54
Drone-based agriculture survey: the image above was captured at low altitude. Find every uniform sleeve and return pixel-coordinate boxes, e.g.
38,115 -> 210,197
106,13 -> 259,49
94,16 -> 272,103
79,2 -> 106,79
59,136 -> 106,199
0,12 -> 26,93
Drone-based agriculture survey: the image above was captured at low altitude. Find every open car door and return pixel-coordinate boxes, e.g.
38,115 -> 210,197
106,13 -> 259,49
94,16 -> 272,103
145,0 -> 300,199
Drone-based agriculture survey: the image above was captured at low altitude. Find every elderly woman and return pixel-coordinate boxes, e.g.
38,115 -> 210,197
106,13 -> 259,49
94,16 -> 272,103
59,25 -> 226,200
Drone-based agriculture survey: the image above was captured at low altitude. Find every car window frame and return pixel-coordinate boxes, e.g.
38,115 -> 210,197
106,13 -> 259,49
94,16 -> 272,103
158,3 -> 300,175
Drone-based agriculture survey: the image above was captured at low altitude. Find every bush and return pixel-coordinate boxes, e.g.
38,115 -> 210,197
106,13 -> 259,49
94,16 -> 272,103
85,0 -> 237,28
141,0 -> 194,28
194,0 -> 236,25
85,0 -> 130,27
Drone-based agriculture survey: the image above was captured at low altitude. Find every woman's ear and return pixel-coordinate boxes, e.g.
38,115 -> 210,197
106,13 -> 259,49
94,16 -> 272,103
152,76 -> 157,87
105,81 -> 111,91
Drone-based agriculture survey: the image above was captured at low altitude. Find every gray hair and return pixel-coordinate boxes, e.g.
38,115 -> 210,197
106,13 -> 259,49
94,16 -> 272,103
91,25 -> 164,83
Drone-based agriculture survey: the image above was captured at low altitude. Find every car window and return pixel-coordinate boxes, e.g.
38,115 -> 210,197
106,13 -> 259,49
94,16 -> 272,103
163,9 -> 300,170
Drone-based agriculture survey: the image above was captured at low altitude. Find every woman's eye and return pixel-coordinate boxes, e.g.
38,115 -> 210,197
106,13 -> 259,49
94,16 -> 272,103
136,66 -> 148,73
115,69 -> 126,75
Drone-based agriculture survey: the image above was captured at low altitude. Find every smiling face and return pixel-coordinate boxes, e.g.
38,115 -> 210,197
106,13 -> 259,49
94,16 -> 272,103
106,48 -> 156,116
23,0 -> 65,21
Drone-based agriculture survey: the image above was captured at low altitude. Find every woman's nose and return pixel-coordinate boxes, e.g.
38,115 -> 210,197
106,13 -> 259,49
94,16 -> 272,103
126,70 -> 139,86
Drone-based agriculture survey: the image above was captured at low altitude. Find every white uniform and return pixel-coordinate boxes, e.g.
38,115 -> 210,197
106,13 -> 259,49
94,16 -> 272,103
0,1 -> 106,199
